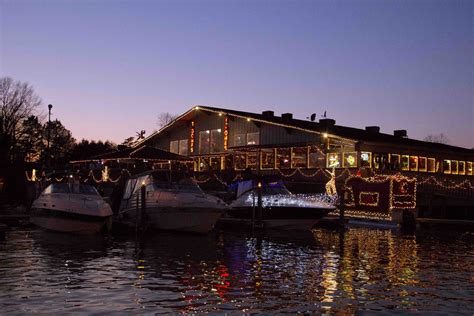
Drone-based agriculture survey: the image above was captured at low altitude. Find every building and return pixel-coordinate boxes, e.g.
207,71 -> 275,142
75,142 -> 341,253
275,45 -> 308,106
135,105 -> 474,178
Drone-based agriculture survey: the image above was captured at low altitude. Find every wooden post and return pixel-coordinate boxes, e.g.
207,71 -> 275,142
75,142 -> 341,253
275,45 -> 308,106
141,184 -> 146,228
257,181 -> 263,226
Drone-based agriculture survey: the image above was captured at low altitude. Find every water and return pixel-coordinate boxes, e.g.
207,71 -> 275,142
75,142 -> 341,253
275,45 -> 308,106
0,226 -> 472,313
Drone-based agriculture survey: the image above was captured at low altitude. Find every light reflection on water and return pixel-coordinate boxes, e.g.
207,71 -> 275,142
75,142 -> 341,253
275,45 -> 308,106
0,226 -> 472,313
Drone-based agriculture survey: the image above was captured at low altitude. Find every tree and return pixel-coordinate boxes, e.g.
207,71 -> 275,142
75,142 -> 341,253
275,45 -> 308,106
121,136 -> 135,148
157,112 -> 177,128
0,77 -> 42,162
16,115 -> 44,162
43,119 -> 76,166
424,133 -> 449,145
70,139 -> 116,161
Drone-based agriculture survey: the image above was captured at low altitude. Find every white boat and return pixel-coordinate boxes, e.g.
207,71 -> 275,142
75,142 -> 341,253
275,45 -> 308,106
118,171 -> 227,233
31,183 -> 113,234
227,180 -> 337,230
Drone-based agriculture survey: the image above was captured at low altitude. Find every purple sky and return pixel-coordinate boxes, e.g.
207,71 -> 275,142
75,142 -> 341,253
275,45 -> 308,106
1,0 -> 472,148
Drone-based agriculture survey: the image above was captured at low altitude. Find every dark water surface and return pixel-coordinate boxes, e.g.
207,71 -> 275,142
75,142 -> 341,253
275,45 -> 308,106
0,225 -> 472,313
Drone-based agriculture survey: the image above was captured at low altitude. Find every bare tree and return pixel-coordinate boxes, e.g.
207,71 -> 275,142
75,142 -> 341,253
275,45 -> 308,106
157,112 -> 177,129
424,133 -> 450,145
0,77 -> 42,162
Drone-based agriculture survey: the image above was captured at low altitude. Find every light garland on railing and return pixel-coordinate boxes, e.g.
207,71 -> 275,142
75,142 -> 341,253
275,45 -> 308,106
242,192 -> 338,209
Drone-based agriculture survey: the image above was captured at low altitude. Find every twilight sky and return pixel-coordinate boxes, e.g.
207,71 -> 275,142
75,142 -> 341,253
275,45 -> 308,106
1,0 -> 472,148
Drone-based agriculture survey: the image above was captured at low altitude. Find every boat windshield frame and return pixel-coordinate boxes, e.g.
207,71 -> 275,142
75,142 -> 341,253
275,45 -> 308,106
43,183 -> 100,196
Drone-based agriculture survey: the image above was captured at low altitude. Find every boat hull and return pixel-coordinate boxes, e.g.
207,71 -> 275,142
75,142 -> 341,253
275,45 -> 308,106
122,207 -> 222,233
226,206 -> 332,230
31,208 -> 112,234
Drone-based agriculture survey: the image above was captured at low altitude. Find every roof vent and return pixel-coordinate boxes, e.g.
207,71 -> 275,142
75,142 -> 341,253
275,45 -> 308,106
262,110 -> 274,118
394,130 -> 408,138
365,126 -> 380,133
319,118 -> 336,128
281,113 -> 293,121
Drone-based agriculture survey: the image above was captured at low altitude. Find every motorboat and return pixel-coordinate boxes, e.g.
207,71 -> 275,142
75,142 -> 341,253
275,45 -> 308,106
226,180 -> 336,230
31,182 -> 113,233
117,171 -> 227,233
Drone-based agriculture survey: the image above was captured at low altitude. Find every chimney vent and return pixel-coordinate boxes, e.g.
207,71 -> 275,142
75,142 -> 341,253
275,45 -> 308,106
319,118 -> 336,128
394,130 -> 408,138
281,113 -> 293,120
262,110 -> 274,118
365,126 -> 380,133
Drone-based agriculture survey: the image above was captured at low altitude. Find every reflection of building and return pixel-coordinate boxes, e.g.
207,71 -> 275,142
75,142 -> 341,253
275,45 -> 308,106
136,106 -> 474,177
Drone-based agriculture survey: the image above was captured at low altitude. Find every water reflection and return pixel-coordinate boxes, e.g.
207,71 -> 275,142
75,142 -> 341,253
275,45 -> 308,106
0,226 -> 472,313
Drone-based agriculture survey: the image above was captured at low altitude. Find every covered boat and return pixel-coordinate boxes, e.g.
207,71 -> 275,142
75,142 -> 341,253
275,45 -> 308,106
227,180 -> 336,230
31,182 -> 113,233
117,171 -> 227,233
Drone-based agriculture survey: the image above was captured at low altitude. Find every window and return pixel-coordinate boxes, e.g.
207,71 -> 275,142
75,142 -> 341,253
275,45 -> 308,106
427,158 -> 436,173
291,147 -> 307,168
234,134 -> 246,147
451,160 -> 458,174
401,155 -> 409,171
210,129 -> 223,153
419,157 -> 427,172
443,160 -> 451,174
170,140 -> 179,154
261,149 -> 275,169
327,153 -> 341,168
199,131 -> 210,154
276,148 -> 291,169
390,154 -> 400,170
409,156 -> 418,171
467,162 -> 473,175
360,152 -> 371,168
199,157 -> 210,171
343,152 -> 357,168
234,154 -> 246,170
459,161 -> 465,175
246,153 -> 258,169
179,139 -> 188,156
209,156 -> 221,170
309,147 -> 325,169
247,132 -> 260,145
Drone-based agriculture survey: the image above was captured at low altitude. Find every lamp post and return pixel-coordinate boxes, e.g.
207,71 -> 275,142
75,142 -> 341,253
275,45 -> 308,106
46,104 -> 52,166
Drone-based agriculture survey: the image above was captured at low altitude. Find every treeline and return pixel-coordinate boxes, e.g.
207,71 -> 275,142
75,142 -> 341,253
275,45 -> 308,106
0,77 -> 116,167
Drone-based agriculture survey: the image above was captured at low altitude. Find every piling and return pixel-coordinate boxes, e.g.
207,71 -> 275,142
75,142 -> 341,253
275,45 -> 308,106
257,181 -> 263,226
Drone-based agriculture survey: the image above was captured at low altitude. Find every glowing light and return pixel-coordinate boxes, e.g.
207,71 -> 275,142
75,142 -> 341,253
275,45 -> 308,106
247,118 -> 251,122
323,133 -> 328,138
195,106 -> 200,110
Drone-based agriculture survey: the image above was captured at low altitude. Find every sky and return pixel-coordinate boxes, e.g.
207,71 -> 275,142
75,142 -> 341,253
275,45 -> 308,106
1,0 -> 473,148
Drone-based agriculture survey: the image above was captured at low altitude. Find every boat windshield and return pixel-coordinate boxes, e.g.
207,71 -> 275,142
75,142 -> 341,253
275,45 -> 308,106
149,177 -> 202,193
262,184 -> 291,195
43,183 -> 99,196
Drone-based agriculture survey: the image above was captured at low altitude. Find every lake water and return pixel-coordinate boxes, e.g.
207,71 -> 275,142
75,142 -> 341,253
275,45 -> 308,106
0,225 -> 472,313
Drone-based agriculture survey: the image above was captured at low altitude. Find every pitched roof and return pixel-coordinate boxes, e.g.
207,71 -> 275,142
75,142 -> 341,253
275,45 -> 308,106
93,145 -> 191,161
136,105 -> 473,157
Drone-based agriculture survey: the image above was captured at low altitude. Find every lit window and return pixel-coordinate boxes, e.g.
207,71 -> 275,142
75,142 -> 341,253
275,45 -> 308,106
401,155 -> 409,171
291,147 -> 308,168
234,153 -> 246,170
360,152 -> 371,168
246,153 -> 258,169
199,131 -> 210,154
418,157 -> 427,172
443,160 -> 451,174
327,153 -> 341,168
261,149 -> 275,169
467,162 -> 473,175
234,134 -> 246,147
427,158 -> 436,173
343,152 -> 357,168
459,161 -> 465,175
179,139 -> 188,156
451,160 -> 458,174
409,156 -> 418,171
170,140 -> 179,154
210,129 -> 223,153
309,146 -> 325,169
276,148 -> 291,169
246,132 -> 260,145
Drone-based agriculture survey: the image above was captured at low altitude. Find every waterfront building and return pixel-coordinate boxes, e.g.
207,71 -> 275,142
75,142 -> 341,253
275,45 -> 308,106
135,105 -> 474,178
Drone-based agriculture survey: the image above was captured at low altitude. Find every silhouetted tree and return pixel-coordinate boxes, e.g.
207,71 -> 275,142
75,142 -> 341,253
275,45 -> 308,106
157,112 -> 177,128
16,115 -> 44,162
424,133 -> 449,145
0,77 -> 41,162
42,119 -> 75,166
121,136 -> 135,148
70,139 -> 116,161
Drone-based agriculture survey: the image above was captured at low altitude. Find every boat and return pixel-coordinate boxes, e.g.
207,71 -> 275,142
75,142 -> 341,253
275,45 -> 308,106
226,180 -> 336,230
117,171 -> 227,233
31,182 -> 113,233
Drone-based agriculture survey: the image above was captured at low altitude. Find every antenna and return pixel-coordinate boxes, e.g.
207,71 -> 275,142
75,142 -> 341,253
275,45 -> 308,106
136,130 -> 146,140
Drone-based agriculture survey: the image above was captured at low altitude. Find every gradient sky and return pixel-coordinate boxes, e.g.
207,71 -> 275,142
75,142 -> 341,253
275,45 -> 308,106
1,0 -> 472,148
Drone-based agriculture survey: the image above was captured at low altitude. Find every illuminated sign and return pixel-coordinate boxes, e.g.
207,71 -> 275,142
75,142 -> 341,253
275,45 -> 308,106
190,121 -> 195,153
223,117 -> 229,151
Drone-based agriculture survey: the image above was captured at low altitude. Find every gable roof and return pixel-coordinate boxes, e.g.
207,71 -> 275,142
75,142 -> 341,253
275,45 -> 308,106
135,105 -> 473,158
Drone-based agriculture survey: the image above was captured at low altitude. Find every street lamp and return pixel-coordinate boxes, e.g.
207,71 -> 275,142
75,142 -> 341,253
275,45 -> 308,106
47,104 -> 53,166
